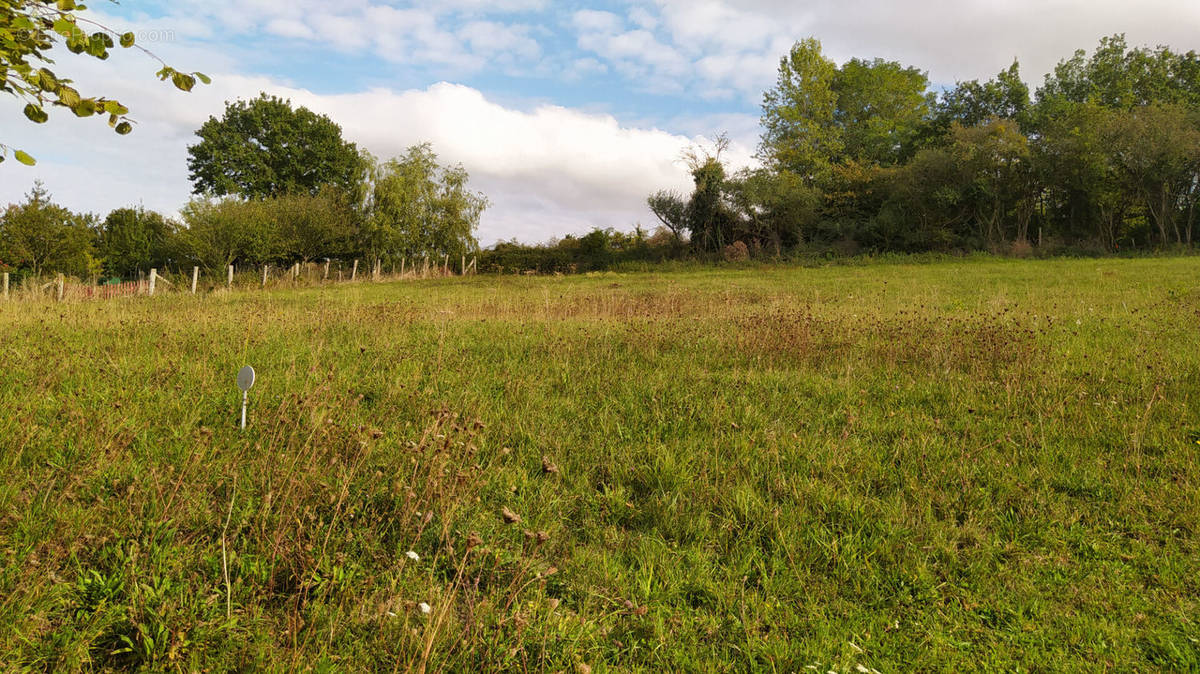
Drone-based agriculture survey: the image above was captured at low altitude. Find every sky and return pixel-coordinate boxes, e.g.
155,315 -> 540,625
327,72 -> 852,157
2,0 -> 1198,245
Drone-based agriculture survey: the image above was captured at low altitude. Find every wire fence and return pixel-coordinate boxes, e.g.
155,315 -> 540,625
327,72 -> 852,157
0,256 -> 478,304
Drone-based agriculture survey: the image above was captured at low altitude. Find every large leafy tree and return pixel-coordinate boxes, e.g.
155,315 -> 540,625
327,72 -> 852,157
762,39 -> 936,178
273,188 -> 357,263
1,0 -> 207,164
98,206 -> 175,277
360,144 -> 486,264
1037,35 -> 1200,111
832,57 -> 933,166
187,94 -> 365,200
177,198 -> 276,271
0,181 -> 99,276
759,38 -> 841,182
935,61 -> 1031,130
1104,103 -> 1200,246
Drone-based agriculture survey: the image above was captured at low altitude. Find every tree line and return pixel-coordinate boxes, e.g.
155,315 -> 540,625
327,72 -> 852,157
0,94 -> 487,280
649,34 -> 1200,256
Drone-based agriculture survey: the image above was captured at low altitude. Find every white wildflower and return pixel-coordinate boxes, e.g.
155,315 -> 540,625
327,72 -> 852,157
406,551 -> 420,562
418,602 -> 432,614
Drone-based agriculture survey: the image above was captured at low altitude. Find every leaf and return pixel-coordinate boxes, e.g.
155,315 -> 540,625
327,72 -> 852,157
103,100 -> 129,115
71,99 -> 95,117
171,72 -> 195,92
120,32 -> 135,48
195,72 -> 212,85
57,0 -> 77,10
23,104 -> 49,123
115,122 -> 133,135
14,150 -> 37,166
58,86 -> 81,109
52,18 -> 75,37
37,68 -> 58,92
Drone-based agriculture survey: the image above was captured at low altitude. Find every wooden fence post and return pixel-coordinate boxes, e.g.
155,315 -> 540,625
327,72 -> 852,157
324,260 -> 331,280
400,257 -> 406,278
351,259 -> 359,281
471,256 -> 477,274
261,265 -> 268,289
423,255 -> 429,278
461,255 -> 466,276
373,259 -> 380,281
2,272 -> 8,300
57,274 -> 65,302
191,266 -> 199,294
149,269 -> 157,297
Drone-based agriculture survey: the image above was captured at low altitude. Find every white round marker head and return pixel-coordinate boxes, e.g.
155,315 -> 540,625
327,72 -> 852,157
237,366 -> 256,392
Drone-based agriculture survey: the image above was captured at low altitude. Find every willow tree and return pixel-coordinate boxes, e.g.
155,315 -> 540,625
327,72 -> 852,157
359,144 -> 487,265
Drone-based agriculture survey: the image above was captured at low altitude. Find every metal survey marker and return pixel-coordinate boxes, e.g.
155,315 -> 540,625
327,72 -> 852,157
237,366 -> 256,430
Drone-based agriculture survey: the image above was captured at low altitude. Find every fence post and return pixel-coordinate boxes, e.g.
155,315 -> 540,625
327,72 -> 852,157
423,255 -> 429,278
324,260 -> 331,280
191,266 -> 199,294
261,265 -> 268,289
149,269 -> 157,297
226,265 -> 233,289
373,259 -> 381,280
57,274 -> 65,302
471,256 -> 477,274
400,258 -> 406,278
2,272 -> 8,300
351,259 -> 358,281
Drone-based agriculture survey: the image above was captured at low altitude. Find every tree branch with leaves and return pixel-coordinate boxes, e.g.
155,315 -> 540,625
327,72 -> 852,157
0,0 -> 209,165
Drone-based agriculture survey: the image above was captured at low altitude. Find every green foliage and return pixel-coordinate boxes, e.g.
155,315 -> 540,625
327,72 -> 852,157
186,94 -> 364,200
1037,34 -> 1200,110
177,198 -> 274,271
176,192 -> 358,270
0,0 -> 207,164
97,206 -> 176,277
727,168 -> 821,252
0,181 -> 100,276
272,187 -> 358,262
359,144 -> 486,263
682,34 -> 1200,257
832,57 -> 933,166
759,37 -> 841,181
646,190 -> 687,243
935,61 -> 1031,130
480,226 -> 672,273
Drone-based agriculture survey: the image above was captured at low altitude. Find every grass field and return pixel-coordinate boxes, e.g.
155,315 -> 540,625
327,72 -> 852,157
1,257 -> 1198,672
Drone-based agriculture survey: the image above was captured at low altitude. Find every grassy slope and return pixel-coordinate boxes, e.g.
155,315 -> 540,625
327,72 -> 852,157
0,257 -> 1197,672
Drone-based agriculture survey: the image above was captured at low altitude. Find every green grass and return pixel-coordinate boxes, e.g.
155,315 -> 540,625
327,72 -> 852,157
1,257 -> 1198,671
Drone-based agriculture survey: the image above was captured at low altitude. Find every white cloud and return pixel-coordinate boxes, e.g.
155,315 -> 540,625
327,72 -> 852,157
570,0 -> 1200,101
